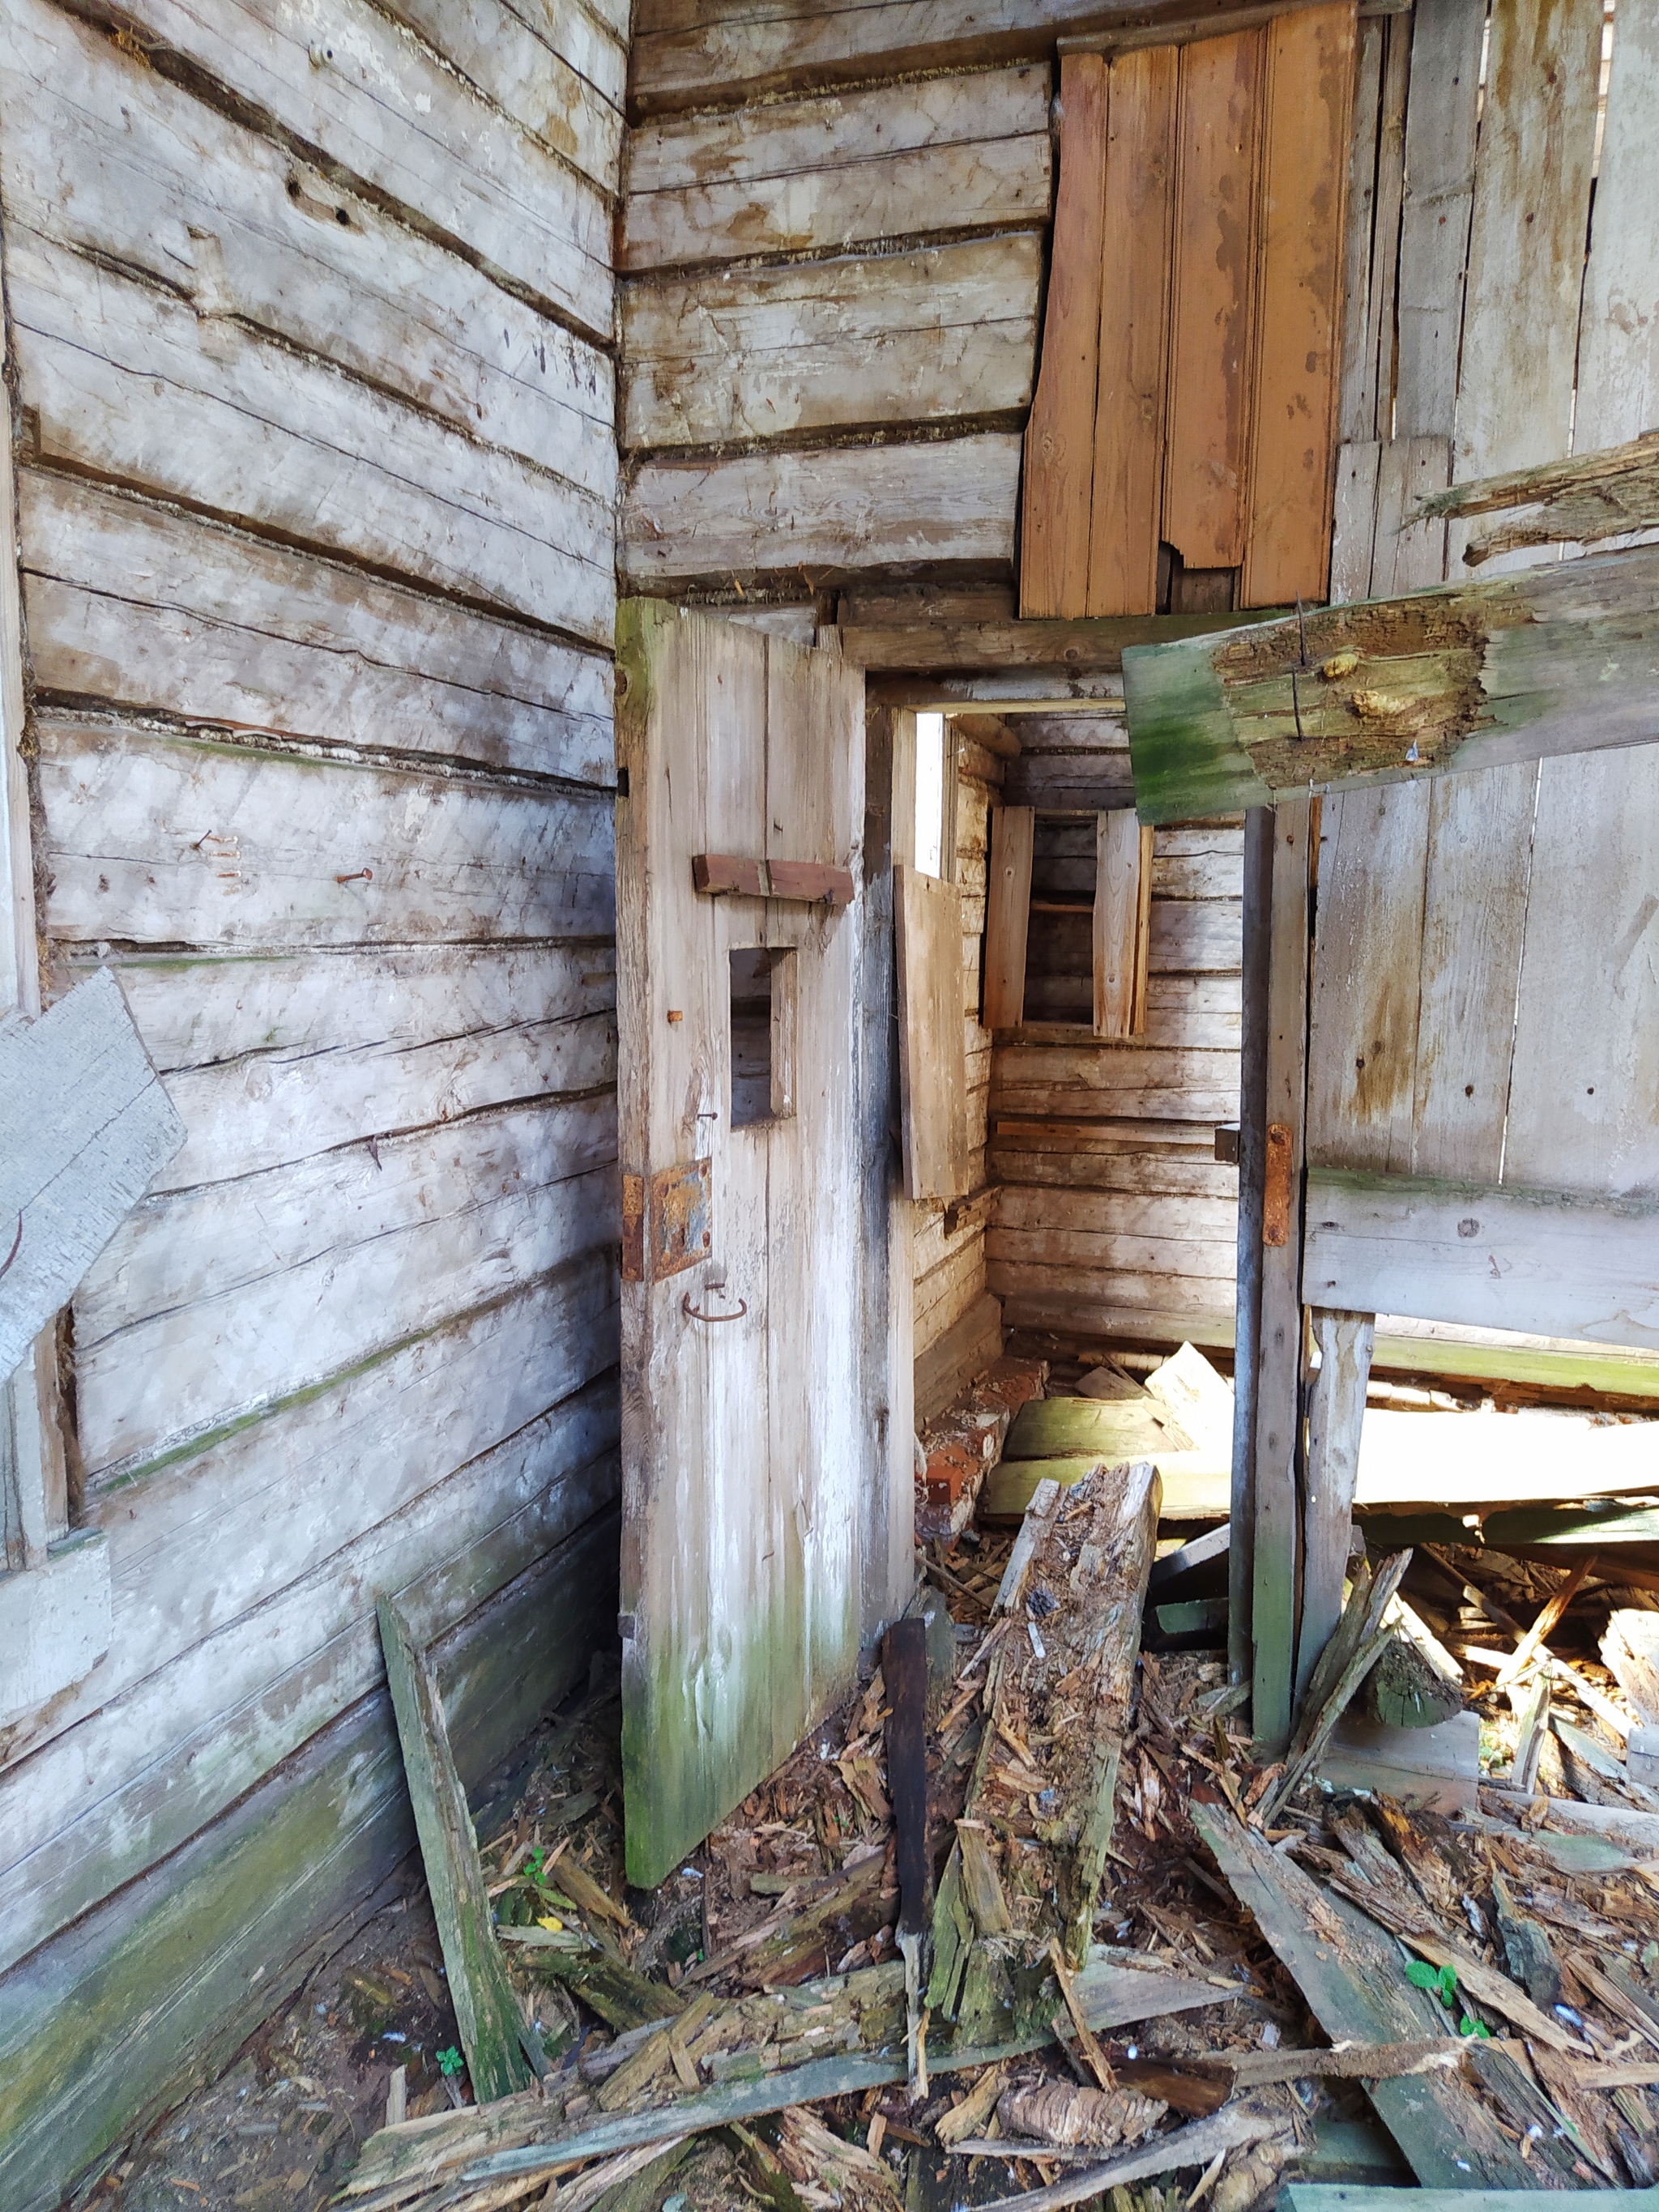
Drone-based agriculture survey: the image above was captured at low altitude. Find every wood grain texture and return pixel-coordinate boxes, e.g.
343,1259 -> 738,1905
621,435 -> 1022,586
19,479 -> 615,786
1576,2 -> 1659,459
0,970 -> 185,1387
1163,28 -> 1262,570
1239,4 -> 1355,607
984,805 -> 1036,1030
0,1509 -> 617,2212
1334,19 -> 1384,446
1088,45 -> 1178,616
6,231 -> 614,647
1393,0 -> 1485,440
1252,798 -> 1311,1749
622,66 -> 1051,268
1304,1169 -> 1659,1349
0,1387 -> 618,1973
1021,53 -> 1109,620
1503,748 -> 1659,1203
1451,0 -> 1602,566
615,605 -> 864,1891
378,1596 -> 532,2101
622,234 -> 1043,450
628,0 -> 1358,113
76,1094 -> 616,1476
896,865 -> 970,1202
38,718 -> 615,953
1092,808 -> 1142,1038
36,0 -> 613,339
373,0 -> 624,187
1298,1308 -> 1375,1707
0,0 -> 616,500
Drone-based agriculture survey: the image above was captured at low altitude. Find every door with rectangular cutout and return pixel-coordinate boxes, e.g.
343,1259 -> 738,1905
615,603 -> 866,1888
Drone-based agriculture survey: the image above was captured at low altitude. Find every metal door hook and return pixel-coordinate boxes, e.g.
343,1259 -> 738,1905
682,1289 -> 748,1323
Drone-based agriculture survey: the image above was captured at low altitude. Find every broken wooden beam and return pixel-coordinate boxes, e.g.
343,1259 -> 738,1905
430,1959 -> 1230,2195
1121,543 -> 1659,821
0,965 -> 186,1385
1192,1801 -> 1534,2188
1414,425 -> 1659,565
377,1596 -> 537,2103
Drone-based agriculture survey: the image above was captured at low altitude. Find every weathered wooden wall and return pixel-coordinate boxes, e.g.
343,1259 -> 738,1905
0,0 -> 626,2200
911,733 -> 999,1382
619,53 -> 1053,606
1307,0 -> 1659,1342
984,718 -> 1243,1345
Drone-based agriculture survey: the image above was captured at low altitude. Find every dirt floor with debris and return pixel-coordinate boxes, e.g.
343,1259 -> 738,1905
70,1337 -> 1659,2212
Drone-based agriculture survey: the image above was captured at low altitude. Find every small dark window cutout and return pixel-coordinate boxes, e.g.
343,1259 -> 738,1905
729,947 -> 796,1127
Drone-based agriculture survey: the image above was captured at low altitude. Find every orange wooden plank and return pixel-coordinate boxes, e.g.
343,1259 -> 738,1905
1163,28 -> 1264,573
1021,53 -> 1108,619
1240,3 -> 1358,606
1087,45 -> 1179,616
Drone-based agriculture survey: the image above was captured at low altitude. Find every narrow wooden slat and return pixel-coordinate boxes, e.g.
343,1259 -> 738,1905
377,1597 -> 531,2103
896,863 -> 970,1203
1163,28 -> 1263,572
1304,784 -> 1428,1178
0,970 -> 185,1384
1021,54 -> 1109,618
1451,0 -> 1602,569
1229,807 -> 1272,1691
1252,797 -> 1311,1750
1576,1 -> 1659,458
1091,809 -> 1141,1038
1334,19 -> 1384,445
1086,45 -> 1177,616
1503,748 -> 1659,1202
1304,1169 -> 1659,1349
1240,5 -> 1357,607
1298,1308 -> 1375,1708
1355,11 -> 1409,444
984,806 -> 1035,1029
1393,0 -> 1485,440
1407,765 -> 1536,1182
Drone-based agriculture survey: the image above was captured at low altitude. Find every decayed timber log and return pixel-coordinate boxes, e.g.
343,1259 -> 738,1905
1415,427 -> 1659,565
1121,542 -> 1659,821
929,1458 -> 1162,2045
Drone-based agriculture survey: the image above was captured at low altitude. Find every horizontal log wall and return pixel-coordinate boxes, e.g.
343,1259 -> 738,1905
987,718 -> 1243,1347
0,0 -> 626,2199
619,55 -> 1054,601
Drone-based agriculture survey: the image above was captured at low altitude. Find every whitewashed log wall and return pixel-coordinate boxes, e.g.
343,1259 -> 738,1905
619,54 -> 1052,603
0,0 -> 626,2200
985,719 -> 1243,1346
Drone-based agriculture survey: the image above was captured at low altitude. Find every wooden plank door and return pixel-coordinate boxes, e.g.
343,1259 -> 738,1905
615,603 -> 866,1890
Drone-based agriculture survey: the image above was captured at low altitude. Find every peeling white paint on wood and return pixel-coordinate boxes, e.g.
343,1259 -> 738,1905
76,1094 -> 616,1473
20,479 -> 615,786
8,232 -> 616,646
39,718 -> 616,951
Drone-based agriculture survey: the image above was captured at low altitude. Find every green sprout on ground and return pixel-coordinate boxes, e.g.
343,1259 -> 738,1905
1404,1958 -> 1488,2035
437,2047 -> 463,2078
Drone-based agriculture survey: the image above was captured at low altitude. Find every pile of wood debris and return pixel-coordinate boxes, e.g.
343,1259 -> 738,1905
339,1347 -> 1659,2212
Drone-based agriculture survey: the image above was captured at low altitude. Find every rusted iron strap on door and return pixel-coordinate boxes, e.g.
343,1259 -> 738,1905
1262,1122 -> 1293,1247
621,1157 -> 713,1284
692,854 -> 855,905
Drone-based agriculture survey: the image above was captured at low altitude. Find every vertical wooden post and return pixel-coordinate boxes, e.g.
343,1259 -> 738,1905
1251,797 -> 1311,1750
1297,1307 -> 1375,1709
1228,806 -> 1273,1692
859,701 -> 916,1647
